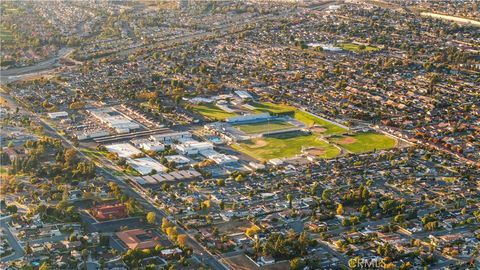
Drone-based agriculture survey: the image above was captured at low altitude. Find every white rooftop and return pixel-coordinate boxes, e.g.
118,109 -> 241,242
127,157 -> 167,175
105,143 -> 142,158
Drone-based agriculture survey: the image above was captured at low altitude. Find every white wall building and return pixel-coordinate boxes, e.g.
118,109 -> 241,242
105,143 -> 142,158
140,141 -> 165,152
75,130 -> 110,141
199,149 -> 238,164
165,155 -> 190,165
226,113 -> 270,123
150,131 -> 192,143
48,111 -> 69,119
127,157 -> 167,175
175,141 -> 213,155
234,90 -> 253,100
88,107 -> 140,133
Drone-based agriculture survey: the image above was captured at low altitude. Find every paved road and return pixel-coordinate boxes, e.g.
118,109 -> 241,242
0,2 -> 341,268
0,216 -> 25,262
1,1 -> 337,86
0,48 -> 73,84
0,92 -> 229,270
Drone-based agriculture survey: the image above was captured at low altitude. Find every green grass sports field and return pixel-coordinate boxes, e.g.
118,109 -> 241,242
232,134 -> 340,161
249,102 -> 347,135
330,132 -> 397,153
191,103 -> 237,121
233,120 -> 295,134
339,43 -> 379,52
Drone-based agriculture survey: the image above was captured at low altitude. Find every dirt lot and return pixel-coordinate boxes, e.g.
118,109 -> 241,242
223,254 -> 259,270
309,126 -> 327,133
305,147 -> 326,156
337,136 -> 357,145
216,219 -> 254,234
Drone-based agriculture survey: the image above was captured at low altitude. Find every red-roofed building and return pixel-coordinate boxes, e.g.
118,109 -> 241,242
91,204 -> 128,221
116,229 -> 161,250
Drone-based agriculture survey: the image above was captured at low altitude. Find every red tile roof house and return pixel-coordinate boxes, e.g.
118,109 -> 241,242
116,229 -> 161,250
91,204 -> 128,221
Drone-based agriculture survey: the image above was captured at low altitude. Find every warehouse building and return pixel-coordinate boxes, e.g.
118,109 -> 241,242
88,107 -> 140,133
150,131 -> 192,143
225,113 -> 271,124
175,140 -> 213,155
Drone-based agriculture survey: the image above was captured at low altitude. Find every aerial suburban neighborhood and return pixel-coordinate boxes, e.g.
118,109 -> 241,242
0,0 -> 479,270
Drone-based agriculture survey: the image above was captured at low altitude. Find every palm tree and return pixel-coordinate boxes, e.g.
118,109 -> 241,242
287,194 -> 293,209
254,237 -> 261,255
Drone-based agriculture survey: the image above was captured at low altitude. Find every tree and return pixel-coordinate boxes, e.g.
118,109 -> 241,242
336,203 -> 344,215
25,243 -> 33,255
39,262 -> 50,270
6,204 -> 17,214
218,200 -> 225,210
64,149 -> 77,165
202,200 -> 211,209
245,225 -> 260,238
287,194 -> 293,209
166,226 -> 177,239
254,237 -> 261,254
322,189 -> 331,201
341,219 -> 351,227
0,152 -> 11,165
394,214 -> 405,223
81,249 -> 88,261
161,218 -> 172,233
176,234 -> 188,248
289,257 -> 304,270
146,212 -> 156,224
235,174 -> 245,182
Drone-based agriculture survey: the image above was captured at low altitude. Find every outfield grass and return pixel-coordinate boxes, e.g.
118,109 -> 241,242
330,132 -> 396,153
191,103 -> 237,121
339,43 -> 379,52
232,134 -> 340,161
250,102 -> 295,114
233,120 -> 295,134
249,102 -> 348,135
293,110 -> 347,135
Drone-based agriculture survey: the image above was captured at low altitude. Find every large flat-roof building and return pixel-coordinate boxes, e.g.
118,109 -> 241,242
91,203 -> 128,221
165,155 -> 190,165
234,90 -> 253,100
116,229 -> 160,250
127,157 -> 168,175
88,107 -> 140,133
105,143 -> 143,158
175,141 -> 213,155
150,131 -> 192,143
200,149 -> 238,164
130,138 -> 165,151
225,113 -> 270,124
47,111 -> 68,119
